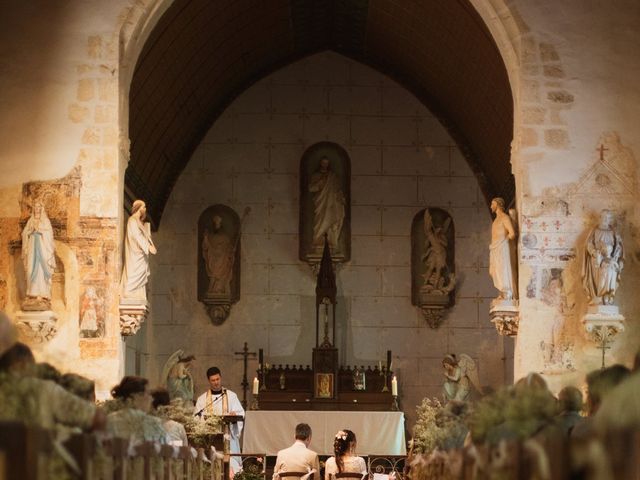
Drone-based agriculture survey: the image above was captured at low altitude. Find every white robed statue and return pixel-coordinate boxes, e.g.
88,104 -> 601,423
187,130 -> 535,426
489,197 -> 518,301
21,201 -> 56,309
120,200 -> 157,302
309,156 -> 345,250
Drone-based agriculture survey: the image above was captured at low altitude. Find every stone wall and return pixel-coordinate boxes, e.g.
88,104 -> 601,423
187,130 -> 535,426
142,52 -> 514,428
472,0 -> 640,390
0,0 -> 137,397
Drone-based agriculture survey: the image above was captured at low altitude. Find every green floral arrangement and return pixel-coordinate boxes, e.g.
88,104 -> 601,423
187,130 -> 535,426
96,397 -> 128,415
411,398 -> 469,454
0,372 -> 40,423
233,463 -> 264,480
157,400 -> 222,448
470,386 -> 558,445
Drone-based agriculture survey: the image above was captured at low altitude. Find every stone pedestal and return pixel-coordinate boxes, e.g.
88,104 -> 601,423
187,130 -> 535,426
418,289 -> 452,328
15,310 -> 58,343
490,299 -> 520,337
203,295 -> 234,325
119,300 -> 149,336
582,305 -> 625,345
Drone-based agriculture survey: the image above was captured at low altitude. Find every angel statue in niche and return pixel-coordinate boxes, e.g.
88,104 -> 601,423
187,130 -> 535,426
442,354 -> 482,402
422,209 -> 455,293
161,350 -> 196,406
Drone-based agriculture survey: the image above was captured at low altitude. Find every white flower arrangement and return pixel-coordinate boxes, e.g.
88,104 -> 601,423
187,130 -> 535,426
335,430 -> 347,441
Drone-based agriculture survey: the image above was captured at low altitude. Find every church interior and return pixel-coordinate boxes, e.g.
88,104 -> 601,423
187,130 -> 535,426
1,0 -> 640,478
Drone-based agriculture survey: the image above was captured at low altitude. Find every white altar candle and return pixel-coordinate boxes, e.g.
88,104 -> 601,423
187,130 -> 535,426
391,375 -> 398,396
253,377 -> 259,395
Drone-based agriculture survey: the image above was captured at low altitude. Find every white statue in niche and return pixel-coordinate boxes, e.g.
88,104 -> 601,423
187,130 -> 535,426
120,200 -> 156,302
202,215 -> 234,297
582,209 -> 623,306
21,200 -> 56,310
489,197 -> 518,301
422,209 -> 452,291
309,156 -> 345,250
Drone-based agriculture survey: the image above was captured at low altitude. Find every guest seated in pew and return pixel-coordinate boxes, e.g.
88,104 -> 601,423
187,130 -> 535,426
107,376 -> 168,445
59,372 -> 96,402
480,373 -> 559,445
151,387 -> 189,446
594,362 -> 640,433
273,423 -> 320,480
0,338 -> 104,432
554,386 -> 584,436
572,364 -> 630,438
324,429 -> 366,480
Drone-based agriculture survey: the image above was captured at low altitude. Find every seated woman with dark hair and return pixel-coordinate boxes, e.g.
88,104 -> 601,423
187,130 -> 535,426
151,387 -> 189,446
106,376 -> 168,444
324,429 -> 366,480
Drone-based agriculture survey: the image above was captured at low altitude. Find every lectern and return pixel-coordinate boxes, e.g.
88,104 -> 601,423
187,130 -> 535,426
221,414 -> 243,480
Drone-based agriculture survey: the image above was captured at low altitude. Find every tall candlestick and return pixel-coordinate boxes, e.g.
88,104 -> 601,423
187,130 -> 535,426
252,377 -> 259,395
259,349 -> 264,367
391,375 -> 398,396
387,350 -> 392,371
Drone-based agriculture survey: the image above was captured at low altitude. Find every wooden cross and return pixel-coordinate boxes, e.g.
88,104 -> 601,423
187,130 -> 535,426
597,144 -> 608,161
234,342 -> 257,409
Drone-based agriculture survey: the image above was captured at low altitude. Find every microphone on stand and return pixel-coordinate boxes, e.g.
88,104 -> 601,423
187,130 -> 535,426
194,388 -> 227,417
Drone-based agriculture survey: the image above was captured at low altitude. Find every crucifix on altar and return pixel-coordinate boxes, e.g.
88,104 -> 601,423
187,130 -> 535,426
234,342 -> 257,409
313,235 -> 339,399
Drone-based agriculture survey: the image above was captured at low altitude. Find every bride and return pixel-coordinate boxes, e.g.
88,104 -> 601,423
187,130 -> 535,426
324,429 -> 366,480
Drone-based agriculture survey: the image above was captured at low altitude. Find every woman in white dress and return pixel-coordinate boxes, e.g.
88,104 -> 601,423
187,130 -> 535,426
324,429 -> 367,480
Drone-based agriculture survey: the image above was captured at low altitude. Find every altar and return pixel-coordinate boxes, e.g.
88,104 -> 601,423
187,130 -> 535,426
243,410 -> 406,455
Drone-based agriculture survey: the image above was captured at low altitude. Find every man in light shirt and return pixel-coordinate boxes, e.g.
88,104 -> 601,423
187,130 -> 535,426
273,423 -> 320,480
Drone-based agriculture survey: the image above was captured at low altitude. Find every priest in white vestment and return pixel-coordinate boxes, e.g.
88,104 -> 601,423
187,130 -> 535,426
120,200 -> 156,301
195,366 -> 245,473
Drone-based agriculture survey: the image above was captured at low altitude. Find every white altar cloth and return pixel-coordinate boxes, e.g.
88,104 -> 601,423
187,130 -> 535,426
243,411 -> 406,455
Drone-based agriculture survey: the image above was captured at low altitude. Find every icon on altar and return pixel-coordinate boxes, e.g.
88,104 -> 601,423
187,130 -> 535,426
315,373 -> 333,398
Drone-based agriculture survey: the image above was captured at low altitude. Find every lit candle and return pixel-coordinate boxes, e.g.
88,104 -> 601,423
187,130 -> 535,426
391,376 -> 398,396
252,377 -> 259,395
378,361 -> 382,371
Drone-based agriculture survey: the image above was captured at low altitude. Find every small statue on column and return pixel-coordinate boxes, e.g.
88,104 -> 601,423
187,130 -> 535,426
488,198 -> 520,336
581,210 -> 625,350
21,200 -> 56,311
119,199 -> 156,335
582,209 -> 624,306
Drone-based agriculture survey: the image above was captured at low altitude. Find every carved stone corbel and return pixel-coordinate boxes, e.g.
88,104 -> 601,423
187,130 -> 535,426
119,302 -> 149,336
420,305 -> 446,329
582,306 -> 625,345
204,300 -> 231,326
490,300 -> 520,336
15,310 -> 58,343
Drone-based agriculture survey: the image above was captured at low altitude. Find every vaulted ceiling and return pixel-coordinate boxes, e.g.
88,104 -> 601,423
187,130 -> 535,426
127,0 -> 513,225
